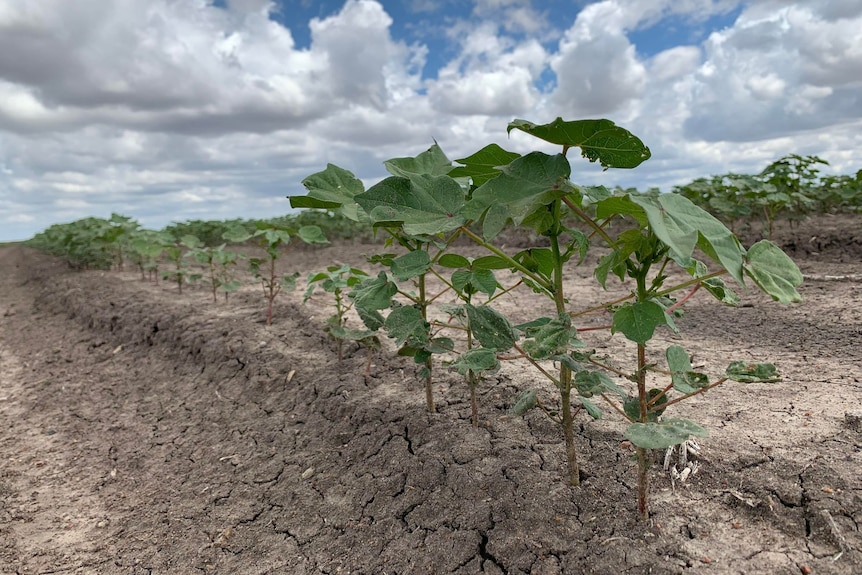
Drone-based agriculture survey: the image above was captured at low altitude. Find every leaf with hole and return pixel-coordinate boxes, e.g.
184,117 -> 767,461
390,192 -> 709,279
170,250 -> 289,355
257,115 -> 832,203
625,418 -> 708,450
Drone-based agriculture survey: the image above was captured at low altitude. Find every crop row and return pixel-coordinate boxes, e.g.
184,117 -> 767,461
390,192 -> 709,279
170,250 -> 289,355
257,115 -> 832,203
28,117 -> 810,521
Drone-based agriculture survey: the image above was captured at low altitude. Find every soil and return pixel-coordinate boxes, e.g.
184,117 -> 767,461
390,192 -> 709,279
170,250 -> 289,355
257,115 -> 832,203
1,214 -> 861,575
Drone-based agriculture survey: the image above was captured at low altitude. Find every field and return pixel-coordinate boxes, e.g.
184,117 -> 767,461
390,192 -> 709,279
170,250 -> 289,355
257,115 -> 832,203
1,214 -> 861,574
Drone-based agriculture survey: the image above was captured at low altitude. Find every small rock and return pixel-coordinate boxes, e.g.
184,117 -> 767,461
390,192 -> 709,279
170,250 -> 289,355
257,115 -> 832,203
301,467 -> 315,480
844,411 -> 862,432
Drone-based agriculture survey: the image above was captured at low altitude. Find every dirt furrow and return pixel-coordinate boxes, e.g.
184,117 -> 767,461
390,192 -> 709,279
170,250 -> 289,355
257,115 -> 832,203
1,241 -> 861,574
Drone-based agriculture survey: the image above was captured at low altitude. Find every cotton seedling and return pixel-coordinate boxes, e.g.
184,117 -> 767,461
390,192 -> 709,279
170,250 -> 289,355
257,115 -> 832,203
304,264 -> 381,373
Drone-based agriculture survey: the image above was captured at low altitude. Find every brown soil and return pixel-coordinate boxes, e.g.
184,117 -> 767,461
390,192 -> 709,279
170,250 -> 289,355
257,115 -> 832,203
1,214 -> 860,575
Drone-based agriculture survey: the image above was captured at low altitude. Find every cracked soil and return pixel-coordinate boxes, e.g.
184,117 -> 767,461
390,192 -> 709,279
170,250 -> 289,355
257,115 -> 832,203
1,214 -> 861,574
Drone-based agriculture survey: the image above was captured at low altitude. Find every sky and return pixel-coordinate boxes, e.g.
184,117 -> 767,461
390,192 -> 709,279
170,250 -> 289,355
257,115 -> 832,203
1,0 -> 861,241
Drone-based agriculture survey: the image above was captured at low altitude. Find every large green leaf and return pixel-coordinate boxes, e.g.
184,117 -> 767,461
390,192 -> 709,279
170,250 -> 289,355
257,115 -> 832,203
452,269 -> 498,297
384,142 -> 452,179
464,152 -> 571,239
507,118 -> 651,169
390,250 -> 431,281
465,304 -> 517,351
355,174 -> 466,236
384,305 -> 429,346
630,194 -> 745,284
612,301 -> 667,344
349,272 -> 397,311
625,418 -> 708,449
450,144 -> 521,187
523,314 -> 581,359
357,306 -> 385,332
451,348 -> 500,377
295,164 -> 366,220
574,370 -> 626,399
743,240 -> 803,303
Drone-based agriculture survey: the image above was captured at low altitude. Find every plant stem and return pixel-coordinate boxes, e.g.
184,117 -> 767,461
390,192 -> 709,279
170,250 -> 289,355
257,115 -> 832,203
550,206 -> 579,486
418,273 -> 435,413
458,226 -> 554,295
636,342 -> 649,521
562,197 -> 617,248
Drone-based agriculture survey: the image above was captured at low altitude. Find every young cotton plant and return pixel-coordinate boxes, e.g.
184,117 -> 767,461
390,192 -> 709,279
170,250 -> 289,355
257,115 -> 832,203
186,241 -> 244,303
290,117 -> 804,520
162,235 -> 203,294
225,222 -> 328,325
304,264 -> 381,376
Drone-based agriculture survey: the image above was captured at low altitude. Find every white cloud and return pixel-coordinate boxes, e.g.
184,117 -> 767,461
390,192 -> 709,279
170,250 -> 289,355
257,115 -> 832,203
549,3 -> 647,116
682,3 -> 862,142
1,0 -> 861,241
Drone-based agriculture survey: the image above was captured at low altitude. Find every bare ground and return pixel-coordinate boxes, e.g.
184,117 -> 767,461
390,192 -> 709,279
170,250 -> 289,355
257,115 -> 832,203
1,214 -> 861,574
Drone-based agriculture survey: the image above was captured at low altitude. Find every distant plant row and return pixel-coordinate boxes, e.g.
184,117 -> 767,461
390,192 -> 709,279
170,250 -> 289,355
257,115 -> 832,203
26,210 -> 365,272
25,211 -> 339,325
670,155 -> 862,238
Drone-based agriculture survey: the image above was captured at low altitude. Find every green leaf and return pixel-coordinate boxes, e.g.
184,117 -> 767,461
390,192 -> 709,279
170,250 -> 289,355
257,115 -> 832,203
630,194 -> 745,284
384,305 -> 429,346
465,305 -> 517,351
355,175 -> 466,236
452,269 -> 498,297
356,306 -> 385,332
507,118 -> 651,169
578,397 -> 603,419
180,235 -> 202,249
481,203 -> 511,240
296,225 -> 329,245
437,254 -> 471,269
666,345 -> 709,393
428,337 -> 455,354
451,348 -> 500,377
612,301 -> 667,344
550,354 -> 583,373
384,142 -> 452,179
666,345 -> 692,372
574,370 -> 626,399
390,250 -> 432,281
464,152 -> 571,239
296,164 -> 366,221
510,389 -> 538,416
451,144 -> 521,187
281,272 -> 299,292
473,255 -> 511,270
726,361 -> 781,383
222,227 -> 253,243
594,251 -> 626,289
743,240 -> 803,303
349,272 -> 397,311
523,314 -> 581,359
625,419 -> 708,450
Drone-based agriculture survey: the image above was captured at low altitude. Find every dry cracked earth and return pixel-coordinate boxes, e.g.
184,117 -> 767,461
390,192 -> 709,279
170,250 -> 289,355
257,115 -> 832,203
1,214 -> 861,574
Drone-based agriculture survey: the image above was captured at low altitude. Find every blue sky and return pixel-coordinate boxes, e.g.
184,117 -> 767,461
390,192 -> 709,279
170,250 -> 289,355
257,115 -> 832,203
1,0 -> 861,240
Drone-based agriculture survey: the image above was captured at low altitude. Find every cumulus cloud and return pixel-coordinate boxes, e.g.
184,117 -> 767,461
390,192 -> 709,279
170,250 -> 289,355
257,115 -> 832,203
683,3 -> 862,142
548,2 -> 647,116
1,0 -> 862,241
